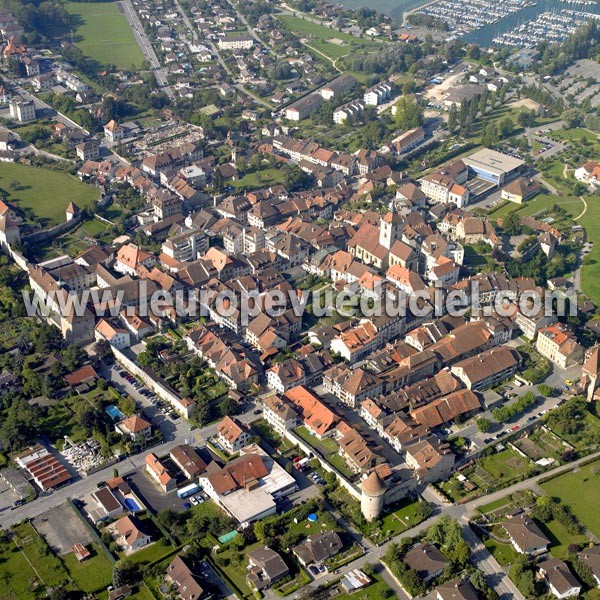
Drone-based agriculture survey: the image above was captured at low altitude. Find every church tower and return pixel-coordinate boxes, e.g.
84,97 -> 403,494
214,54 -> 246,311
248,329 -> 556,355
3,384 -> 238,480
582,345 -> 600,402
379,207 -> 402,250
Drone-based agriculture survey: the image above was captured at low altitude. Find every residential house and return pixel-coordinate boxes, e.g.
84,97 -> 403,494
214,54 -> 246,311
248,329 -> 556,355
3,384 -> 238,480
165,555 -> 206,600
404,542 -> 449,582
112,516 -> 152,552
145,453 -> 176,492
538,558 -> 581,599
435,577 -> 478,600
536,323 -> 584,368
216,416 -> 251,453
502,514 -> 550,555
451,346 -> 520,390
246,547 -> 290,591
405,437 -> 455,483
116,415 -> 152,442
292,532 -> 343,567
263,395 -> 300,435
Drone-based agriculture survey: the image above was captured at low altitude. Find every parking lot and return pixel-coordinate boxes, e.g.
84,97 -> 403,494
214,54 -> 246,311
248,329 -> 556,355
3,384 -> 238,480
0,478 -> 20,513
32,502 -> 93,555
105,364 -> 193,442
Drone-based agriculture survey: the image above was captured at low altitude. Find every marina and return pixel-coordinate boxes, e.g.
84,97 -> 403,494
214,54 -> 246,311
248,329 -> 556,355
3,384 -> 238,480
415,0 -> 536,37
493,9 -> 600,47
410,0 -> 600,46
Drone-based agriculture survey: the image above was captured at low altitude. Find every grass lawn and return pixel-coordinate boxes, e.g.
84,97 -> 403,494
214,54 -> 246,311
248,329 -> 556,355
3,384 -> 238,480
231,168 -> 287,190
286,509 -> 338,538
544,518 -> 589,559
483,538 -> 518,566
64,2 -> 145,69
479,496 -> 513,514
277,15 -> 379,60
82,218 -> 110,237
62,544 -> 113,594
126,538 -> 178,565
546,128 -> 599,143
488,193 -> 584,221
0,162 -> 98,226
542,459 -> 600,537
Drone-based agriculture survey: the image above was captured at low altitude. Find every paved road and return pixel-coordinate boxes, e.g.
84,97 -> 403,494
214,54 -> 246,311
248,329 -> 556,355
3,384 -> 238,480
119,0 -> 174,100
461,519 -> 525,600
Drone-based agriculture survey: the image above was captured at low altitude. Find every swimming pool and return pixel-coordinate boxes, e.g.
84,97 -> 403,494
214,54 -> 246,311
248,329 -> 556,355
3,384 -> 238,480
124,497 -> 141,512
105,404 -> 125,421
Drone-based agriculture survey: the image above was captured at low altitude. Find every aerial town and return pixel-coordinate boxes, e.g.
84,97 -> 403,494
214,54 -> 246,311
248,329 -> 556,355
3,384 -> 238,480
1,0 -> 600,598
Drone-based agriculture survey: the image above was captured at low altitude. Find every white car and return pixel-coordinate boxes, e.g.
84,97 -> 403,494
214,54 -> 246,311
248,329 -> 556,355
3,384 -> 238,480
189,496 -> 199,506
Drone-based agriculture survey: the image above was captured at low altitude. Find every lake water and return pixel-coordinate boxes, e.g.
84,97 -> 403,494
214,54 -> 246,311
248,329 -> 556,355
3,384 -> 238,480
335,0 -> 600,46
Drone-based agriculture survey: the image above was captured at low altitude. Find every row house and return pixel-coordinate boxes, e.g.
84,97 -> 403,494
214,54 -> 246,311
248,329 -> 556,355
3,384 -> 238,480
405,436 -> 455,483
185,327 -> 259,391
263,395 -> 300,435
419,160 -> 469,207
364,82 -> 392,106
266,352 -> 331,393
536,323 -> 584,368
390,127 -> 425,155
333,100 -> 364,125
380,412 -> 430,453
338,428 -> 385,474
322,365 -> 384,408
321,74 -> 357,100
284,385 -> 340,439
285,93 -> 323,121
451,346 -> 520,390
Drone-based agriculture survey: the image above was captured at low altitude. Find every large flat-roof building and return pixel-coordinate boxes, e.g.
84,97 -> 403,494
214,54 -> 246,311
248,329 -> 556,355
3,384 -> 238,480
199,444 -> 297,524
463,149 -> 524,186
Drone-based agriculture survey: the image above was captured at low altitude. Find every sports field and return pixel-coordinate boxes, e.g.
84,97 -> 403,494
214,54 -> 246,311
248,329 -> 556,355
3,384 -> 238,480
65,1 -> 145,69
0,162 -> 98,225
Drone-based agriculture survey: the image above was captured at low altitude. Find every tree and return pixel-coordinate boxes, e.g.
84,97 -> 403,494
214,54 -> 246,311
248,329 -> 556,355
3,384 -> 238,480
498,117 -> 513,138
394,95 -> 424,130
448,104 -> 457,134
113,559 -> 140,587
537,384 -> 554,397
561,108 -> 585,129
518,110 -> 536,128
477,418 -> 492,433
503,210 -> 522,235
468,45 -> 481,60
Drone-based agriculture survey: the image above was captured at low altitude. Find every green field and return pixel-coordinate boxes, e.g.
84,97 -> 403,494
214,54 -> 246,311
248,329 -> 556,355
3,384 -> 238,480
64,1 -> 145,69
541,460 -> 600,537
277,15 -> 379,61
0,162 -> 98,225
579,198 -> 600,304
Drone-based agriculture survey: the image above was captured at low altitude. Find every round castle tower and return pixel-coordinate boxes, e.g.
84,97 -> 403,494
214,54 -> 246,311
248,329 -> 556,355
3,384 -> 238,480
360,471 -> 386,522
